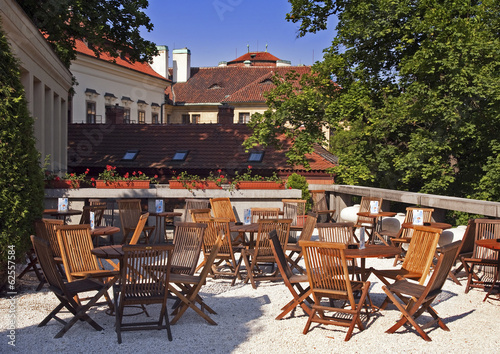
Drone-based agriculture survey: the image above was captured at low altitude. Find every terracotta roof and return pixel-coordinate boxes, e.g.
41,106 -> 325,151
67,124 -> 336,177
74,39 -> 169,82
168,66 -> 311,104
227,51 -> 281,66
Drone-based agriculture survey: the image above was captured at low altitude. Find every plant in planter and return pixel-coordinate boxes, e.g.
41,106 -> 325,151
231,165 -> 286,189
169,170 -> 227,190
287,173 -> 311,211
94,165 -> 158,188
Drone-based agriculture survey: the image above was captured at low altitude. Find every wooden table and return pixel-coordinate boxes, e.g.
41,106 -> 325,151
43,209 -> 82,224
149,212 -> 182,243
475,239 -> 500,301
345,244 -> 402,281
356,211 -> 397,245
90,226 -> 121,246
401,222 -> 452,230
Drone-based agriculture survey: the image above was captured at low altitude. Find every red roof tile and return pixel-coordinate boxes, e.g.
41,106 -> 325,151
228,51 -> 281,66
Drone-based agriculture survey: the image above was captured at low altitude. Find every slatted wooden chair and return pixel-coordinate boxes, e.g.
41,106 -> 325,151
114,244 -> 174,344
182,198 -> 211,222
117,199 -> 155,244
56,224 -> 119,309
190,208 -> 213,222
310,190 -> 336,223
383,207 -> 434,265
210,197 -> 237,222
462,219 -> 500,294
240,219 -> 292,289
300,240 -> 373,341
382,241 -> 461,341
31,236 -> 112,338
79,205 -> 106,226
169,234 -> 223,325
127,213 -> 150,246
449,219 -> 475,285
195,217 -> 243,285
282,199 -> 307,226
250,207 -> 281,223
170,222 -> 206,275
269,230 -> 313,320
371,225 -> 442,289
354,196 -> 383,242
286,214 -> 317,274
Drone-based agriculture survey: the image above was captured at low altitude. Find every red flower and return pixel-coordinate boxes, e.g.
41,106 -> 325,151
85,168 -> 89,174
132,171 -> 137,176
220,175 -> 225,179
138,171 -> 143,175
91,177 -> 95,182
248,165 -> 252,169
55,176 -> 60,181
217,178 -> 221,182
154,175 -> 158,178
124,172 -> 129,178
70,173 -> 74,177
177,176 -> 181,180
106,165 -> 112,171
217,169 -> 222,173
288,186 -> 292,189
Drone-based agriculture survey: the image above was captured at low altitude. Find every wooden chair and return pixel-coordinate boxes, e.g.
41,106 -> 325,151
127,213 -> 150,245
117,199 -> 155,244
182,198 -> 210,222
282,199 -> 306,226
171,222 -> 206,275
384,207 -> 434,265
269,230 -> 313,320
250,207 -> 280,223
382,241 -> 461,341
79,205 -> 106,227
354,196 -> 383,242
371,225 -> 442,288
114,244 -> 174,344
17,247 -> 44,289
56,224 -> 119,309
462,219 -> 500,294
195,217 -> 243,285
448,219 -> 475,285
31,236 -> 112,338
169,234 -> 223,325
310,190 -> 336,223
286,214 -> 317,274
240,219 -> 292,289
210,197 -> 237,222
300,240 -> 373,341
190,208 -> 213,222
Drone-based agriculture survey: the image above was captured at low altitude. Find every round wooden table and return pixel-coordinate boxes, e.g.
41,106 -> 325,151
357,211 -> 397,245
345,244 -> 402,281
149,212 -> 182,243
475,238 -> 500,301
401,222 -> 452,230
90,226 -> 121,246
43,208 -> 82,224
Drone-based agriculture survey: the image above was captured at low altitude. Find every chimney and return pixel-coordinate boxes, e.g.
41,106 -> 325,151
150,45 -> 169,78
172,47 -> 191,83
243,60 -> 252,67
218,61 -> 228,67
217,104 -> 234,125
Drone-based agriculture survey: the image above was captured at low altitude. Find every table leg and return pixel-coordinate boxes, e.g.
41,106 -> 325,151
483,255 -> 500,302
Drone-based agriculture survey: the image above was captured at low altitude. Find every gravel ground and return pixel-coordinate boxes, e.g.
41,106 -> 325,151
1,257 -> 499,353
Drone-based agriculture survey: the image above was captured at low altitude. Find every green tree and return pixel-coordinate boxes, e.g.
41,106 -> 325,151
16,0 -> 158,67
247,0 -> 500,199
0,24 -> 44,268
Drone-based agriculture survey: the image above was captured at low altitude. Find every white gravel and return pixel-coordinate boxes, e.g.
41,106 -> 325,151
1,258 -> 499,353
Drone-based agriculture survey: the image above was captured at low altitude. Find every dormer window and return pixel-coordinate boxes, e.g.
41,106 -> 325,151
85,88 -> 100,101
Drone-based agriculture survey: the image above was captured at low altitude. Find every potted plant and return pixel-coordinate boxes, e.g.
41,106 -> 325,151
231,166 -> 286,190
169,170 -> 226,190
44,169 -> 89,188
94,165 -> 158,189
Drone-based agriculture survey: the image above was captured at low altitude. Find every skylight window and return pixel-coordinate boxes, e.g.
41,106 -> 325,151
248,151 -> 264,162
122,150 -> 139,161
172,150 -> 189,161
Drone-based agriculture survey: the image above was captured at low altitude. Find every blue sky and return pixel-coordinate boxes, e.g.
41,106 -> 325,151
140,0 -> 337,68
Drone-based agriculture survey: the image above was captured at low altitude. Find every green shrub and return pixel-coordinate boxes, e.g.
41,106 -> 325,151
0,24 -> 44,277
287,173 -> 311,211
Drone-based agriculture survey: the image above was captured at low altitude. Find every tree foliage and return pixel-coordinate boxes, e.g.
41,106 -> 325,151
0,24 -> 44,265
248,0 -> 500,199
16,0 -> 158,67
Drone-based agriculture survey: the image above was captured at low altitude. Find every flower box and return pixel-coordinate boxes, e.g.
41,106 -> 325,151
95,180 -> 150,189
169,180 -> 222,190
45,180 -> 80,189
235,181 -> 285,190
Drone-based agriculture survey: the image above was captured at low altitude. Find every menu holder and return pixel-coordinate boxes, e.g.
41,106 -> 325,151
412,209 -> 424,225
244,209 -> 251,225
58,198 -> 68,212
90,211 -> 95,229
359,226 -> 366,249
370,201 -> 379,214
155,199 -> 164,213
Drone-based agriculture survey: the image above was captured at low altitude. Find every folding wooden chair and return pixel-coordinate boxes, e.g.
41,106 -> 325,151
250,208 -> 280,223
449,219 -> 475,285
190,208 -> 213,222
300,240 -> 373,341
310,190 -> 336,223
286,214 -> 317,274
114,244 -> 174,344
182,198 -> 211,222
79,205 -> 106,226
31,236 -> 111,338
210,197 -> 237,222
168,234 -> 223,325
354,196 -> 383,242
170,222 -> 206,275
382,241 -> 461,341
117,199 -> 155,244
269,230 -> 312,320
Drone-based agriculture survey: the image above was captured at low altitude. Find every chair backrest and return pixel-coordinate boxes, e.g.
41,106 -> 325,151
56,224 -> 99,282
117,198 -> 142,231
402,225 -> 442,284
453,219 -> 475,262
399,207 -> 434,238
89,199 -> 114,226
250,208 -> 280,223
196,217 -> 233,257
282,199 -> 307,226
128,213 -> 150,245
210,198 -> 237,222
120,244 -> 174,301
356,196 -> 383,226
171,222 -> 206,275
79,205 -> 106,226
317,222 -> 355,244
297,215 -> 317,242
425,241 -> 461,296
472,219 -> 500,260
31,235 -> 66,292
300,240 -> 356,306
269,230 -> 295,281
254,219 -> 292,258
35,218 -> 64,258
183,198 -> 211,222
190,208 -> 213,223
310,190 -> 328,213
